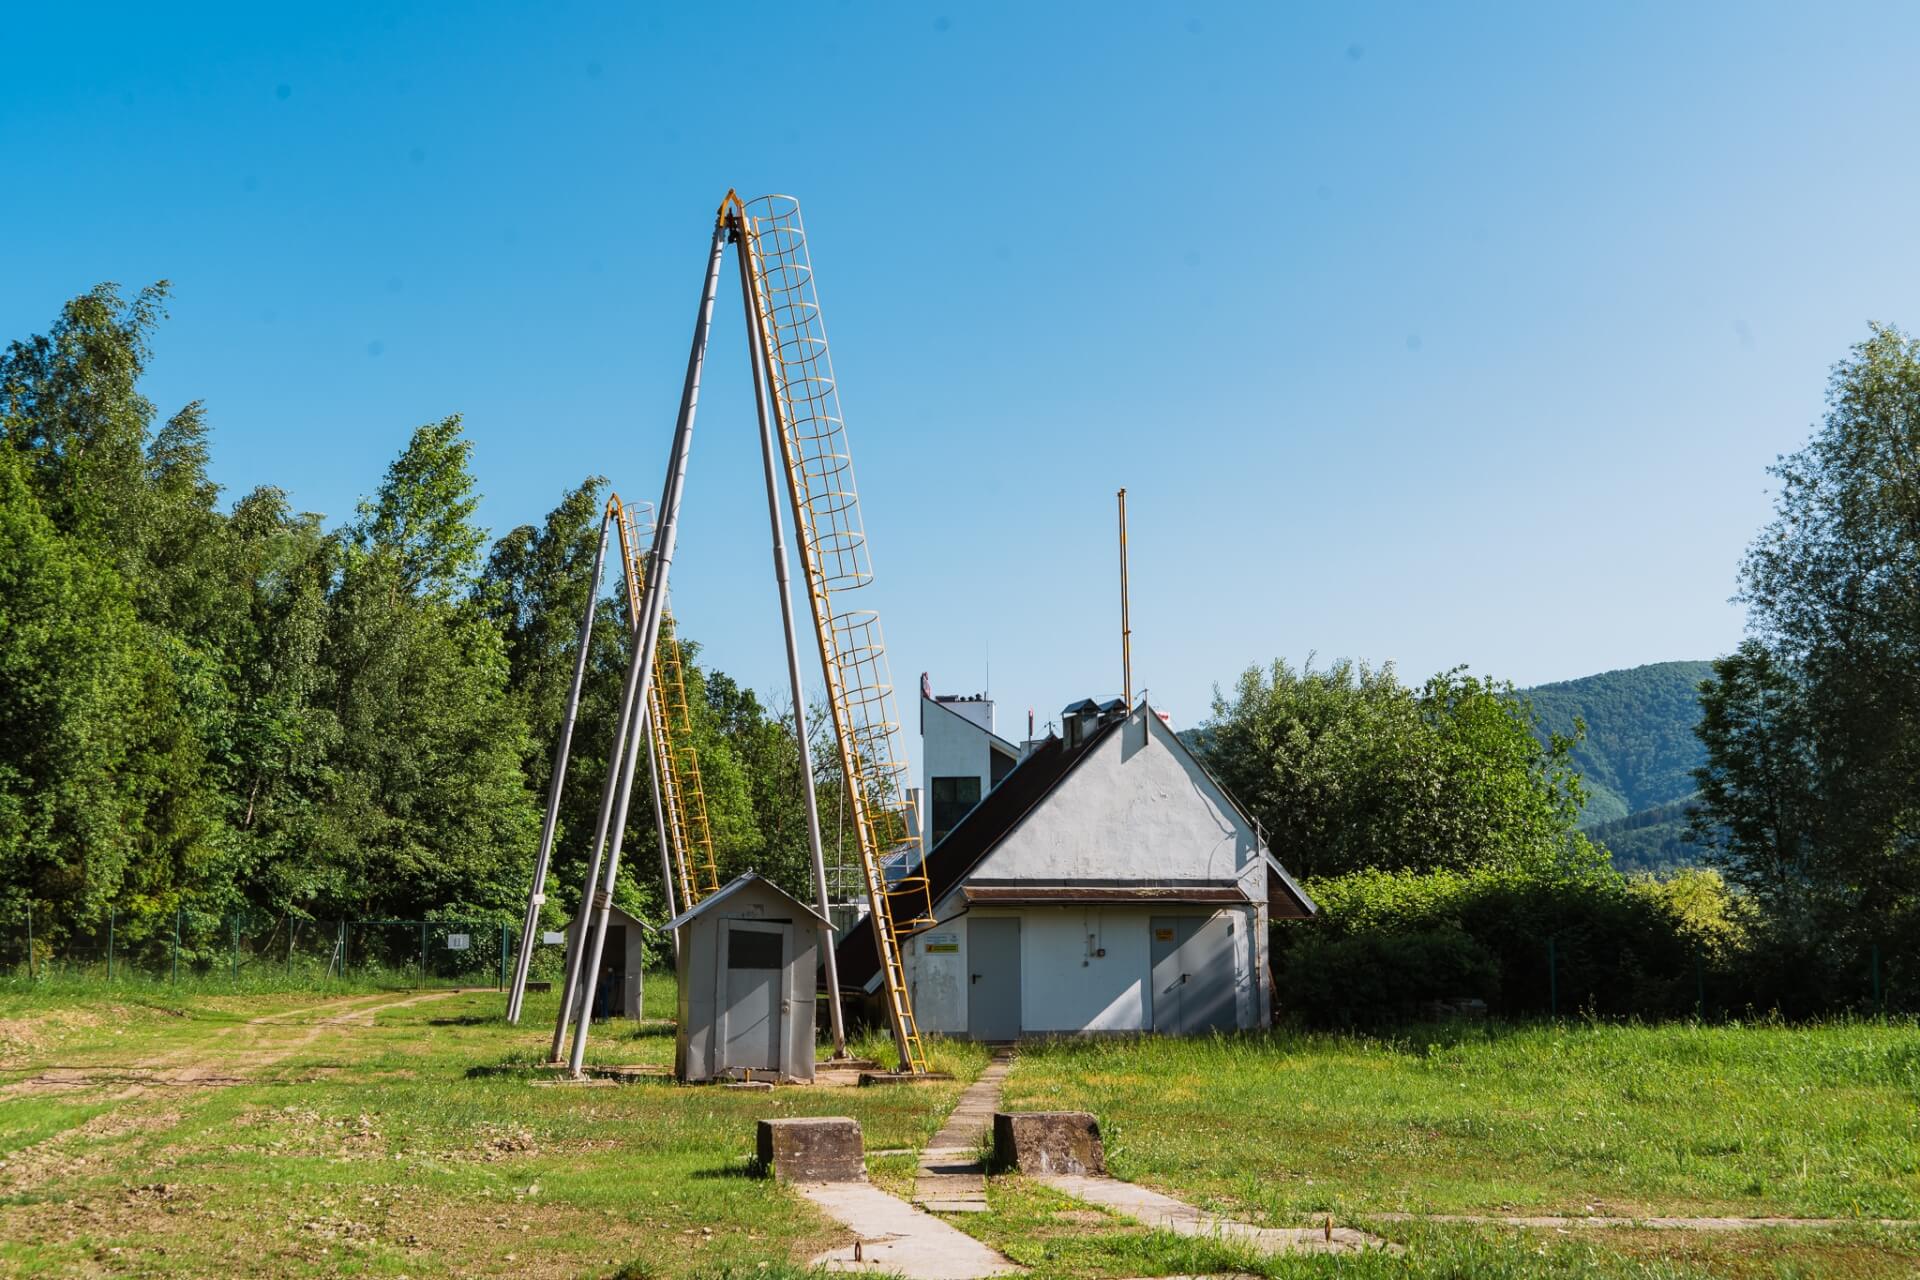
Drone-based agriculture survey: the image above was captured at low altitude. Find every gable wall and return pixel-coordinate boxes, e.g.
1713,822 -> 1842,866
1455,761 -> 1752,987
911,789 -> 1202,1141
963,710 -> 1262,890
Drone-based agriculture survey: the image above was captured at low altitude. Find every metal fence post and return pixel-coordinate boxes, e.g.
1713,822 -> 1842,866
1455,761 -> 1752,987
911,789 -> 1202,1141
231,918 -> 239,983
172,909 -> 181,984
419,921 -> 427,989
1546,935 -> 1558,1019
25,901 -> 33,981
108,906 -> 115,983
499,924 -> 508,992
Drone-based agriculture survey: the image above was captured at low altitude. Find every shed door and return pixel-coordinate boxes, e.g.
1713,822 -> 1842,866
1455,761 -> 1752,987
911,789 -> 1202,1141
967,918 -> 1021,1041
1152,914 -> 1238,1035
719,921 -> 786,1073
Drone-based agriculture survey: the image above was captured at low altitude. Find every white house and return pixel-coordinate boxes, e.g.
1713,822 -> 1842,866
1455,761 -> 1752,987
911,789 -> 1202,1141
837,696 -> 1315,1039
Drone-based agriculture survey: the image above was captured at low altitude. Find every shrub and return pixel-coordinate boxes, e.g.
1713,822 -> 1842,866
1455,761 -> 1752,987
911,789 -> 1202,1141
1282,927 -> 1500,1025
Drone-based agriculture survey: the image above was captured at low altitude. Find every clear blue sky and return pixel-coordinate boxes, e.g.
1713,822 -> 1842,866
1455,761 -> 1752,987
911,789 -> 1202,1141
6,2 -> 1916,739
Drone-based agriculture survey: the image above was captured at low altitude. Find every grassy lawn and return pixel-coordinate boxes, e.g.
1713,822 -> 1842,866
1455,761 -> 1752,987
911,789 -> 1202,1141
0,975 -> 984,1278
6,982 -> 1920,1279
1002,1021 -> 1920,1222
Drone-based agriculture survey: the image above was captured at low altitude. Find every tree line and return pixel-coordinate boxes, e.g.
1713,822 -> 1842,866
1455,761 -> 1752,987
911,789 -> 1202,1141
0,283 -> 834,965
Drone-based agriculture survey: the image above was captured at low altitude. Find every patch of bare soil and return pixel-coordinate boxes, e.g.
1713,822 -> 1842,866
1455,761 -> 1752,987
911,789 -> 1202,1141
0,1104 -> 183,1195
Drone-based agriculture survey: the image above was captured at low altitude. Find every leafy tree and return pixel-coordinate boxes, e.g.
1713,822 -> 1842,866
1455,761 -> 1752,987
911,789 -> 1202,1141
1202,659 -> 1596,879
1693,324 -> 1920,957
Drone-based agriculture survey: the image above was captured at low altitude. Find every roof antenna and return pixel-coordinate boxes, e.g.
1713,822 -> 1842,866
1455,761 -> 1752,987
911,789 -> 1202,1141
1118,487 -> 1132,708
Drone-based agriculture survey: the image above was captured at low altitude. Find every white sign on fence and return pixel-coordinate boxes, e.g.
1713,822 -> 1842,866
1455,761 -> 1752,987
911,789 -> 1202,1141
542,931 -> 565,945
445,933 -> 470,951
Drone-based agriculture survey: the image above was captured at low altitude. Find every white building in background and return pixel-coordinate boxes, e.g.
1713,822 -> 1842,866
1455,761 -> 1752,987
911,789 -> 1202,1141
918,674 -> 1020,853
838,693 -> 1316,1039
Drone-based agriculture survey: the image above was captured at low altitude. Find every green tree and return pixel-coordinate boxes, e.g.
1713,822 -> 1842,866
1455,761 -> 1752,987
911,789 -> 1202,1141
1693,324 -> 1920,954
1202,659 -> 1596,879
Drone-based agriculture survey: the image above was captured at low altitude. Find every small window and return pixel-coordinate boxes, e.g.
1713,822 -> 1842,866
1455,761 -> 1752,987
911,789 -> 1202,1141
727,927 -> 783,970
930,775 -> 982,846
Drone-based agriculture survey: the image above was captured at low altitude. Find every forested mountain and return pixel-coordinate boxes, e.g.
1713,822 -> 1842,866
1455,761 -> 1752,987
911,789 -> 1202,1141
1520,660 -> 1713,872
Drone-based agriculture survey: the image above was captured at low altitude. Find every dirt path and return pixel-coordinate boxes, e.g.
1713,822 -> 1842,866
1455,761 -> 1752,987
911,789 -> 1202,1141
3,988 -> 472,1098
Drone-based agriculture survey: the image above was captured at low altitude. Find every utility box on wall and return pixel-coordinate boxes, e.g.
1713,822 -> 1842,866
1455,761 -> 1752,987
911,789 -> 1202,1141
667,873 -> 828,1083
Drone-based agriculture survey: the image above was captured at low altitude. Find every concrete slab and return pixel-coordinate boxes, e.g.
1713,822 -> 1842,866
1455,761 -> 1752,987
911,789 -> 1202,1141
913,1054 -> 1013,1214
1036,1174 -> 1394,1256
798,1180 -> 1022,1278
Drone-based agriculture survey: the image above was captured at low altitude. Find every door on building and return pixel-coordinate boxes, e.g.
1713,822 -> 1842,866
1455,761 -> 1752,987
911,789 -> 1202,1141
968,918 -> 1021,1041
719,921 -> 787,1073
1150,914 -> 1239,1035
597,925 -> 626,1020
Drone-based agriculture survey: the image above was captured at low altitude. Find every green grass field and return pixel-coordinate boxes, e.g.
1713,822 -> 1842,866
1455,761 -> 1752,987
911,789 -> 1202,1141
3,977 -> 1917,1279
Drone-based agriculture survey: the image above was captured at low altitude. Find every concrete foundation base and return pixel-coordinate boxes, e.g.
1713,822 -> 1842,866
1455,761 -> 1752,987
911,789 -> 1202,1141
757,1117 -> 865,1183
992,1111 -> 1105,1176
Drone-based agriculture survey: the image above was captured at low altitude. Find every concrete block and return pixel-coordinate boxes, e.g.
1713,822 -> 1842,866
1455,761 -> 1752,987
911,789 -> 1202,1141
756,1116 -> 864,1183
993,1111 -> 1105,1176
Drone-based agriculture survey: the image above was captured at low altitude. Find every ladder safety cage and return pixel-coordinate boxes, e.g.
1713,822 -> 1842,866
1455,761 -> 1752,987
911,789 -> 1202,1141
731,193 -> 933,1073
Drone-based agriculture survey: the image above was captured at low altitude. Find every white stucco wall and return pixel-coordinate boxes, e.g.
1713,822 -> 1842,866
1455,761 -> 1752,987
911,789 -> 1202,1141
922,697 -> 1013,853
903,903 -> 1263,1037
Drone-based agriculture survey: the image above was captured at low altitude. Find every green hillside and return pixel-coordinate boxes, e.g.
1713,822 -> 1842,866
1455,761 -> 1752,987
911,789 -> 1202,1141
1521,660 -> 1713,872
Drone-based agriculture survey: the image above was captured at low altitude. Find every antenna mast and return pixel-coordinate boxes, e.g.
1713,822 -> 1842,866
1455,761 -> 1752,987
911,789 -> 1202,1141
1118,487 -> 1132,707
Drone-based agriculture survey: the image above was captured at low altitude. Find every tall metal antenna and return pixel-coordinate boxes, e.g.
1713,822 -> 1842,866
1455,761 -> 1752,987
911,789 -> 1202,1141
1118,487 -> 1132,707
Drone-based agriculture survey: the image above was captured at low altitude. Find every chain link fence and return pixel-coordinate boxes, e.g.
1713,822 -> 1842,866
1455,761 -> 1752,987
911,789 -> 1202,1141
1,904 -> 520,989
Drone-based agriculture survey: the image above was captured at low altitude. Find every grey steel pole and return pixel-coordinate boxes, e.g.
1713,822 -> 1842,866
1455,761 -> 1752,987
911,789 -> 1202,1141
548,671 -> 643,1061
732,211 -> 846,1056
645,717 -> 682,969
508,504 -> 614,1024
568,215 -> 728,1077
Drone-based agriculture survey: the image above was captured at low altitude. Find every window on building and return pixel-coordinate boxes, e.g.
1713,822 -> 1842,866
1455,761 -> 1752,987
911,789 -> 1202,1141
929,775 -> 982,847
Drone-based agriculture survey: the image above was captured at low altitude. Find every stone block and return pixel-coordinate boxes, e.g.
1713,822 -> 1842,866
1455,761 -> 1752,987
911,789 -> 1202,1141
756,1116 -> 864,1183
992,1111 -> 1105,1176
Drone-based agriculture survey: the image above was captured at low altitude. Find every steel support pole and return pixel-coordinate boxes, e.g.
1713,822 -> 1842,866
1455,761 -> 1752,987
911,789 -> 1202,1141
645,717 -> 682,969
508,505 -> 614,1024
548,649 -> 646,1061
568,217 -> 728,1078
732,214 -> 846,1056
107,906 -> 114,983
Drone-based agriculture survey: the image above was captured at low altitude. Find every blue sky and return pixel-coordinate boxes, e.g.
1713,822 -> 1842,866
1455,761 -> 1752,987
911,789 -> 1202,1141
6,2 -> 1917,739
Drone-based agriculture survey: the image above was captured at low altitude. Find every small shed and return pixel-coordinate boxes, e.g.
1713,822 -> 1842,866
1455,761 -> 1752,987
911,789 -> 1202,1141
666,873 -> 828,1083
564,902 -> 647,1021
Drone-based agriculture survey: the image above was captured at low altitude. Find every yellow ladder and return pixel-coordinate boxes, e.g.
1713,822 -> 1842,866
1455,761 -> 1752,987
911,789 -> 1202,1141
612,496 -> 721,910
733,195 -> 931,1073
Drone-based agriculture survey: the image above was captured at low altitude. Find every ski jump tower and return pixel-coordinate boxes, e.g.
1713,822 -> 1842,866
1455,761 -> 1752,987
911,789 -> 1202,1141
532,193 -> 936,1077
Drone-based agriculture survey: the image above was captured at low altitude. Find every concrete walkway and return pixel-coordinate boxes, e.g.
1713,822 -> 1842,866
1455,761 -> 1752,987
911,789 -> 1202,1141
1038,1174 -> 1393,1256
913,1052 -> 1015,1214
799,1180 -> 1021,1277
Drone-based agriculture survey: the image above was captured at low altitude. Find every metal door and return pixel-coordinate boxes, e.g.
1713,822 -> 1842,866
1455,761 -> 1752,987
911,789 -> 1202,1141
600,925 -> 626,1019
1151,914 -> 1239,1035
1150,916 -> 1184,1033
719,921 -> 786,1073
1180,914 -> 1238,1034
967,918 -> 1021,1041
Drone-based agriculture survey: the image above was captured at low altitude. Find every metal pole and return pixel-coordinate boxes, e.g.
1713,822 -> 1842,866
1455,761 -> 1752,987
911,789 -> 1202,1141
232,918 -> 239,983
645,715 -> 682,969
569,214 -> 728,1078
734,217 -> 845,1056
24,901 -> 33,981
107,906 -> 114,983
508,505 -> 613,1024
419,922 -> 427,989
172,909 -> 180,984
548,665 -> 645,1061
1118,487 -> 1132,708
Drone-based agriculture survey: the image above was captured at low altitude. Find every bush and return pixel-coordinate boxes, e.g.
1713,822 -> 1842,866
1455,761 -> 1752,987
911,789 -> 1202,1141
1283,927 -> 1500,1025
1279,864 -> 1723,1023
